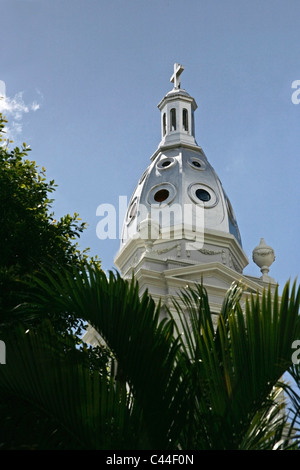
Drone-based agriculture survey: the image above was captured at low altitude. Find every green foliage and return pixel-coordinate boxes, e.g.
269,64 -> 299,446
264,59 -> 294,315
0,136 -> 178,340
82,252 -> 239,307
0,114 -> 111,448
0,135 -> 84,272
171,281 -> 300,449
26,265 -> 185,449
0,264 -> 298,450
283,362 -> 300,448
0,112 -> 100,328
0,322 -> 140,450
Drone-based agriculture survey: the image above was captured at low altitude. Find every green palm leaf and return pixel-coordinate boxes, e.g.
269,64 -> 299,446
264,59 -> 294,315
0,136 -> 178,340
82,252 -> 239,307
171,280 -> 300,449
25,265 -> 187,449
0,322 -> 143,449
2,263 -> 299,450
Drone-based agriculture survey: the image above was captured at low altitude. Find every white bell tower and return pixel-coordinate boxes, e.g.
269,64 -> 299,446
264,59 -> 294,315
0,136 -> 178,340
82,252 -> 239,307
113,64 -> 277,316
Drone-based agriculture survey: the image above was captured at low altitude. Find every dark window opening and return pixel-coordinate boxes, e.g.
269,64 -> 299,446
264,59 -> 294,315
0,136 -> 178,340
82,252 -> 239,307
128,201 -> 137,219
192,160 -> 201,168
163,113 -> 166,136
161,160 -> 171,167
192,112 -> 195,136
170,108 -> 176,131
183,108 -> 188,131
196,189 -> 211,202
139,170 -> 148,184
154,189 -> 169,203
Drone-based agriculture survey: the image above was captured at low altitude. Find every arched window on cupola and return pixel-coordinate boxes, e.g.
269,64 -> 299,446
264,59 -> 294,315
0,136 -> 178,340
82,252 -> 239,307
163,113 -> 166,136
183,108 -> 188,131
192,111 -> 195,136
170,108 -> 176,131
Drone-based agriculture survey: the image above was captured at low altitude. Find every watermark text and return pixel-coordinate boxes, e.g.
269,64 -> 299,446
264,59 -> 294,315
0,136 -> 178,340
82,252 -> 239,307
292,339 -> 300,365
96,196 -> 205,250
291,80 -> 300,104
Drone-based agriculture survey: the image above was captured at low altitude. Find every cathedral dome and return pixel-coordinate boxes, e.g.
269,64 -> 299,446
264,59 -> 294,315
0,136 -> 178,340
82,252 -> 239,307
120,64 -> 242,250
121,145 -> 241,247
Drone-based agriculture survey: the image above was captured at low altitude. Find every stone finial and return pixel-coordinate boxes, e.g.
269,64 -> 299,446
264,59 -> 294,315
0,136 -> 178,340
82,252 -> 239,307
252,238 -> 275,280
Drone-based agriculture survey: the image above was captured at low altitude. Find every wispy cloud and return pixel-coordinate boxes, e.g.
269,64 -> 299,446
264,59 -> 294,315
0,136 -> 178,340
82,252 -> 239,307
0,80 -> 41,142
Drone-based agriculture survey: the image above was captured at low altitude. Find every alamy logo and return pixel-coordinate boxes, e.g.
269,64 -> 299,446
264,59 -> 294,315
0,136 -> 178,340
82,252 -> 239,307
96,196 -> 205,250
291,80 -> 300,104
292,340 -> 300,365
0,340 -> 6,365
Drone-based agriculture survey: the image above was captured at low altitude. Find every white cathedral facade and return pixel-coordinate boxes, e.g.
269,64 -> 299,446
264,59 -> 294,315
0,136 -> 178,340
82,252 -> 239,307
113,64 -> 276,316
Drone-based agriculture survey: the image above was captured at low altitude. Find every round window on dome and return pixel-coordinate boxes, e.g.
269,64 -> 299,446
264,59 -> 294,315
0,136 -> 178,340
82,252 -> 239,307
188,183 -> 218,208
139,169 -> 148,185
187,156 -> 205,171
157,157 -> 176,170
147,183 -> 176,207
154,189 -> 169,202
195,188 -> 211,202
126,198 -> 138,224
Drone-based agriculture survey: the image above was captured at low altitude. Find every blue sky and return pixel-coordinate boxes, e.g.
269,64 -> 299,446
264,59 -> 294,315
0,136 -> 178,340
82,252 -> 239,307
1,0 -> 299,289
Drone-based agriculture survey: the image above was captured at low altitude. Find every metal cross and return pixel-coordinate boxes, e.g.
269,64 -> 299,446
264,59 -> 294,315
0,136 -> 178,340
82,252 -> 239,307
170,63 -> 184,89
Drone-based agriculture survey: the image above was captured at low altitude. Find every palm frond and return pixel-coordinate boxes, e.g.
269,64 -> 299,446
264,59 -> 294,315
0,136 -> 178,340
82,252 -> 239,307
4,264 -> 299,450
25,265 -> 187,449
171,280 -> 300,449
0,321 -> 143,449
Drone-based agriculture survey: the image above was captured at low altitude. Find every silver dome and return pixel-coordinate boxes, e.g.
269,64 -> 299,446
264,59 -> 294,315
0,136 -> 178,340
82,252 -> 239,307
121,145 -> 241,247
121,65 -> 241,249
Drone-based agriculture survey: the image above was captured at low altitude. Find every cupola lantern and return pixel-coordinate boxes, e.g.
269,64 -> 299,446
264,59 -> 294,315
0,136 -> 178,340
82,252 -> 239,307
158,63 -> 198,149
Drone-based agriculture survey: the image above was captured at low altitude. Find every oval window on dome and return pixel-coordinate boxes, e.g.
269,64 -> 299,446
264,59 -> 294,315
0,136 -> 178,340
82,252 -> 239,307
126,198 -> 138,224
147,183 -> 176,207
139,169 -> 149,185
187,156 -> 206,171
195,188 -> 211,202
157,157 -> 176,170
154,189 -> 169,202
188,183 -> 218,208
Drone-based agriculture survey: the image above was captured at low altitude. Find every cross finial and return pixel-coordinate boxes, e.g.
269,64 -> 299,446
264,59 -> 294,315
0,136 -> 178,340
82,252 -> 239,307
170,63 -> 184,89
